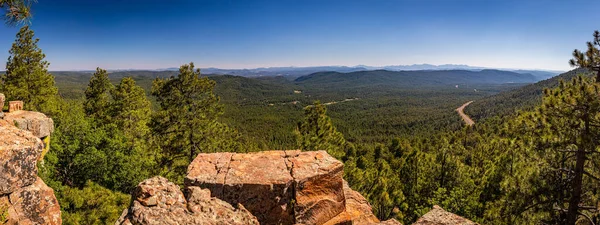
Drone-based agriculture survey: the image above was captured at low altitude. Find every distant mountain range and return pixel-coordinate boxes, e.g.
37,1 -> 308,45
38,64 -> 563,82
159,64 -> 563,81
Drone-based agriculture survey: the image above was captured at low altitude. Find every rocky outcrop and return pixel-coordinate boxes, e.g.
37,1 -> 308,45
185,150 -> 395,225
116,176 -> 259,225
0,120 -> 44,195
413,205 -> 478,225
1,177 -> 62,225
4,110 -> 54,139
0,102 -> 61,224
119,151 -> 479,225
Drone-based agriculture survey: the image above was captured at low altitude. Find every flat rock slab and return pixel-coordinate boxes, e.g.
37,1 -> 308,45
185,150 -> 347,225
413,205 -> 477,225
0,120 -> 43,194
4,110 -> 54,138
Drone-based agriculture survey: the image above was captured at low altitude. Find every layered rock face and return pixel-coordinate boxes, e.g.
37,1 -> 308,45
0,108 -> 61,224
119,151 -> 481,225
185,150 -> 397,225
116,176 -> 259,225
413,205 -> 478,225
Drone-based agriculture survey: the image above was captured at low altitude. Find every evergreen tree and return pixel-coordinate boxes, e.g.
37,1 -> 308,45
570,30 -> 600,82
111,77 -> 151,144
1,25 -> 58,113
535,76 -> 600,225
84,67 -> 113,125
295,101 -> 347,159
151,62 -> 241,179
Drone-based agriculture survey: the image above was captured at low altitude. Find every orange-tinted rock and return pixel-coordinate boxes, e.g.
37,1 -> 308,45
8,101 -> 22,113
186,150 -> 383,225
186,150 -> 296,224
0,120 -> 44,194
378,219 -> 403,225
0,93 -> 5,109
289,151 -> 345,224
4,177 -> 62,225
117,176 -> 258,225
324,181 -> 381,225
413,205 -> 478,225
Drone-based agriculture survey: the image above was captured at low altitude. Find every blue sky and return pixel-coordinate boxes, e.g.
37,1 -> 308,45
0,0 -> 598,71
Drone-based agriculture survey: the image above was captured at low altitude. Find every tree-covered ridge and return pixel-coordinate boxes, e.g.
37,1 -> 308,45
465,68 -> 589,121
295,69 -> 538,88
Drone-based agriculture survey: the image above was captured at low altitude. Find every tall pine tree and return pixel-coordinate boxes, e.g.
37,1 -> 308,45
111,77 -> 151,143
1,25 -> 58,113
151,62 -> 246,179
536,76 -> 600,225
84,67 -> 113,125
295,101 -> 347,159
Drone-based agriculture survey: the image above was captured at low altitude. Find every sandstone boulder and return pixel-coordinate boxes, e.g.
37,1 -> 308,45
117,176 -> 258,225
413,205 -> 477,225
8,101 -> 23,113
0,93 -> 5,109
2,177 -> 62,225
289,151 -> 346,225
4,110 -> 54,138
0,120 -> 44,195
185,150 -> 385,225
186,151 -> 296,224
0,110 -> 61,224
325,181 -> 380,225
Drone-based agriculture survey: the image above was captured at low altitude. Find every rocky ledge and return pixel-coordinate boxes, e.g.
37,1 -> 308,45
0,110 -> 61,224
116,176 -> 259,225
3,110 -> 54,139
184,150 -> 400,224
119,150 -> 479,225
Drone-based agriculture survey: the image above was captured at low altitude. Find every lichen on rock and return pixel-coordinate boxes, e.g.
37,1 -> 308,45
116,176 -> 259,225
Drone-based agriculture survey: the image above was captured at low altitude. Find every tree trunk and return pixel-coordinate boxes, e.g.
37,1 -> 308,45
189,132 -> 196,163
566,146 -> 585,225
596,69 -> 600,83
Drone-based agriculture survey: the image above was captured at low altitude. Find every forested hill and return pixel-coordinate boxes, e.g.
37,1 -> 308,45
464,68 -> 590,121
294,69 -> 538,88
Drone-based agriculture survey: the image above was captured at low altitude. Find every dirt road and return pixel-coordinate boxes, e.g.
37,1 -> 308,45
456,101 -> 475,126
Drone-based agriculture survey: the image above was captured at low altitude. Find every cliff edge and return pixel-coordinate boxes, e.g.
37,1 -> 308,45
0,98 -> 61,225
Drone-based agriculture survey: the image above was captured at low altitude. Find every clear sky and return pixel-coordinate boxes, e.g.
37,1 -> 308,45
0,0 -> 598,71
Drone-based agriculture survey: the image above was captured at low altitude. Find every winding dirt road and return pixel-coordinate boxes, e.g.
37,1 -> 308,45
456,101 -> 475,126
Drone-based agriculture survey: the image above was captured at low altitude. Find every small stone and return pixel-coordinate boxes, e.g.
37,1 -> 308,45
8,100 -> 23,112
140,196 -> 158,206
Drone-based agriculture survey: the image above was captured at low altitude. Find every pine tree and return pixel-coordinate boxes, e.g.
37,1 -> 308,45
1,25 -> 58,113
84,67 -> 113,125
295,101 -> 347,159
0,0 -> 34,25
151,62 -> 232,176
570,30 -> 600,82
111,77 -> 151,144
535,76 -> 600,225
